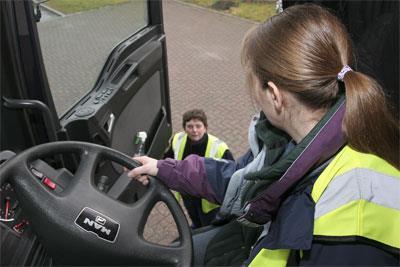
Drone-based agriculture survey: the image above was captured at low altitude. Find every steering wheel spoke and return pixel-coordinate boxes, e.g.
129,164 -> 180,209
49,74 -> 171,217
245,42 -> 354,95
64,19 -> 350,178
137,241 -> 193,266
74,148 -> 100,185
125,176 -> 193,265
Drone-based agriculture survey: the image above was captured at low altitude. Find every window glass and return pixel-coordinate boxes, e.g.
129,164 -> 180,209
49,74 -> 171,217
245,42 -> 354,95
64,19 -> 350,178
36,0 -> 148,116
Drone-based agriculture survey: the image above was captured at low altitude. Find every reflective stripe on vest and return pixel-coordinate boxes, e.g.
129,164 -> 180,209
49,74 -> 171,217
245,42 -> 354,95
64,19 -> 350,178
172,132 -> 187,160
172,132 -> 228,213
312,146 -> 400,250
248,146 -> 400,266
205,134 -> 229,159
202,134 -> 228,213
172,132 -> 187,201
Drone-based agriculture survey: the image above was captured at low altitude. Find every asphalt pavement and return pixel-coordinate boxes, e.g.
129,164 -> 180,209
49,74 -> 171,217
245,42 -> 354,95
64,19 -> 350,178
164,1 -> 257,157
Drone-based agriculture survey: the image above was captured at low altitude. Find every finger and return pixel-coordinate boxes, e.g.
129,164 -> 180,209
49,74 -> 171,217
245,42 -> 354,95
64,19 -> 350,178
137,175 -> 147,182
138,175 -> 149,186
127,165 -> 148,178
127,156 -> 147,173
132,156 -> 148,164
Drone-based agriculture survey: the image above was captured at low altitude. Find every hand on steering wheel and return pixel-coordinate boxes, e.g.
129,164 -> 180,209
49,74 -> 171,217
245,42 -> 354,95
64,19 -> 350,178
0,141 -> 192,266
127,156 -> 159,186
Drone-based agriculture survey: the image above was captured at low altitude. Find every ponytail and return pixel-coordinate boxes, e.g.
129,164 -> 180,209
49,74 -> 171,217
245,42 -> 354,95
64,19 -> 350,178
343,71 -> 399,169
241,4 -> 399,168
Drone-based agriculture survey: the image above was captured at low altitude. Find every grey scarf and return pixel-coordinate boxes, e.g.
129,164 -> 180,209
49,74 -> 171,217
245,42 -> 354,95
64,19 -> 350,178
219,113 -> 267,216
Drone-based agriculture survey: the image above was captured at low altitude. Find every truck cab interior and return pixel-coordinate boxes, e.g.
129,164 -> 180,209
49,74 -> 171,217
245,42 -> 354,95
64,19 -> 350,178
1,0 -> 192,265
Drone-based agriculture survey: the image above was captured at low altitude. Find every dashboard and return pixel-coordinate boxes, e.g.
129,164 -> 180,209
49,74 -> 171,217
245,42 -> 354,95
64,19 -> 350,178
0,151 -> 54,266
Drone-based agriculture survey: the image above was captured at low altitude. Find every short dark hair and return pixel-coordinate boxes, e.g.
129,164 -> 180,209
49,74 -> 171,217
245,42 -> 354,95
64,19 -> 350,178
182,109 -> 208,129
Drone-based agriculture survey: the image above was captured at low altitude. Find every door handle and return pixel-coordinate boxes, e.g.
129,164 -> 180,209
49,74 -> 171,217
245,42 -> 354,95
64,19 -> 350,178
106,113 -> 115,134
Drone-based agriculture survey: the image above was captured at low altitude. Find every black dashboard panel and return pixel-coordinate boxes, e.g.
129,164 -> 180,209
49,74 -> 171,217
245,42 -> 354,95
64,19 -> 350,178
0,152 -> 51,266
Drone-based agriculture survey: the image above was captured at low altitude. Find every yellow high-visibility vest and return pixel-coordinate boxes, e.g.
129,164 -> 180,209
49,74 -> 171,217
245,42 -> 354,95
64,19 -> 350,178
249,146 -> 400,267
172,132 -> 229,213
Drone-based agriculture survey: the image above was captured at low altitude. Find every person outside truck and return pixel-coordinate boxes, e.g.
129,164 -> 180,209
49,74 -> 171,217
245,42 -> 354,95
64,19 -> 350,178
129,4 -> 399,266
164,109 -> 234,228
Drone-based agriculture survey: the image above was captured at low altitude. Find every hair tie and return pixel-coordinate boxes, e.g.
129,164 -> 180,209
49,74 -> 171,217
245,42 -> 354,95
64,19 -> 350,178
337,65 -> 352,81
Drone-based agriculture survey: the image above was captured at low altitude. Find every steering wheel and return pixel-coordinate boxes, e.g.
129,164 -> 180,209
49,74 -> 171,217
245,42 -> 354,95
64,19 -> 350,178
0,141 -> 192,266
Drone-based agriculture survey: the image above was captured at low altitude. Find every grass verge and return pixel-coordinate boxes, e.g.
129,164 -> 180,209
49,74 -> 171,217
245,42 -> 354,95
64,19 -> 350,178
182,0 -> 276,22
45,0 -> 129,14
230,2 -> 276,21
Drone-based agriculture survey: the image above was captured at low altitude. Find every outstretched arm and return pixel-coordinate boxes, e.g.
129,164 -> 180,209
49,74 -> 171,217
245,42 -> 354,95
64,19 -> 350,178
128,155 -> 220,203
128,150 -> 253,204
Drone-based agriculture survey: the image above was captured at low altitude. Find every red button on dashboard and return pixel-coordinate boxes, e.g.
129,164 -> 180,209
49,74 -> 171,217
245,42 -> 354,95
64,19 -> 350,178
43,177 -> 56,190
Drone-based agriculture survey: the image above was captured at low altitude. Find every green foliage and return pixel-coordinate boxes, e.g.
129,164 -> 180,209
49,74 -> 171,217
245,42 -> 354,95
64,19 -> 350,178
183,0 -> 219,8
45,0 -> 129,14
182,0 -> 276,22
